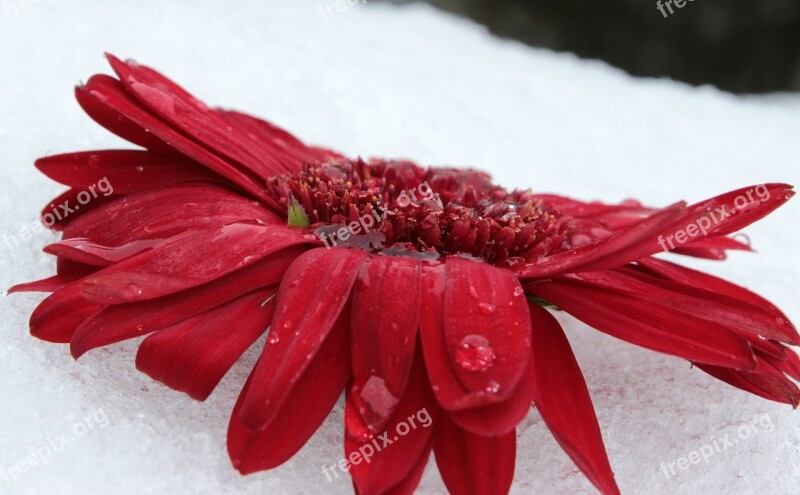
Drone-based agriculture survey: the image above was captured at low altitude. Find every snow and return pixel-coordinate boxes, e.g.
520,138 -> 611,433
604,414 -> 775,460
1,1 -> 799,494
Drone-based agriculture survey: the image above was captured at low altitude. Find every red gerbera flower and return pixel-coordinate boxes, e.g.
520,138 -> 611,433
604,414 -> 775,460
11,54 -> 799,495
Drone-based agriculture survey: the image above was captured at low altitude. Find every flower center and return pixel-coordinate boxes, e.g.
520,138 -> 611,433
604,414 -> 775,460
266,160 -> 569,265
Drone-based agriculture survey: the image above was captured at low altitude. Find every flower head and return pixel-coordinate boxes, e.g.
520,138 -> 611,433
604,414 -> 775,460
12,54 -> 799,495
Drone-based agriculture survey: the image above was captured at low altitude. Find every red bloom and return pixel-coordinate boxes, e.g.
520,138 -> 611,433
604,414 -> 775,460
12,54 -> 799,495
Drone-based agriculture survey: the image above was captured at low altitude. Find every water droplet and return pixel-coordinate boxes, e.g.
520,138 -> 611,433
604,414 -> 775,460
359,376 -> 398,419
135,323 -> 144,331
345,376 -> 400,440
570,234 -> 592,247
267,332 -> 280,344
478,302 -> 497,315
282,321 -> 293,330
454,335 -> 496,371
125,283 -> 143,297
135,165 -> 145,172
484,381 -> 500,394
513,286 -> 524,297
731,233 -> 752,248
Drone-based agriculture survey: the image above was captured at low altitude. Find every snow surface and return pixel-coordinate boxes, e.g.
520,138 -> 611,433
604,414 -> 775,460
1,1 -> 799,494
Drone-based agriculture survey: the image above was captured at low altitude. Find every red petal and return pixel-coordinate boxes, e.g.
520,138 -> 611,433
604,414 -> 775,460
420,262 -> 519,413
517,203 -> 686,278
380,439 -> 433,495
29,282 -> 101,343
433,414 -> 516,495
349,255 -> 422,435
39,187 -> 117,231
568,268 -> 800,345
697,360 -> 800,407
346,356 -> 439,495
528,304 -> 620,495
9,276 -> 70,294
520,185 -> 794,278
35,150 -> 226,194
570,184 -> 795,272
638,257 -> 790,319
10,260 -> 98,294
237,247 -> 367,430
79,223 -> 315,304
441,257 -> 531,408
217,110 -> 345,164
70,246 -> 302,358
74,76 -> 177,155
227,308 -> 351,473
63,183 -> 279,245
418,263 -> 458,405
671,235 -> 752,260
108,54 -> 307,177
528,279 -> 757,369
136,288 -> 275,401
76,74 -> 270,202
44,237 -> 185,267
448,349 -> 535,435
685,183 -> 795,237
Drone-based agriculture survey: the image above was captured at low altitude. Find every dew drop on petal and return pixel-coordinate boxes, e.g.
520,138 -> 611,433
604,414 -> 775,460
570,234 -> 592,247
282,321 -> 293,331
267,332 -> 280,344
135,165 -> 145,172
359,376 -> 398,422
484,380 -> 501,394
478,302 -> 497,315
513,286 -> 524,297
125,283 -> 143,297
347,376 -> 399,439
454,335 -> 496,371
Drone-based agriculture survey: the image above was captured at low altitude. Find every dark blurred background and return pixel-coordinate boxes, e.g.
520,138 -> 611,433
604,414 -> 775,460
379,0 -> 800,94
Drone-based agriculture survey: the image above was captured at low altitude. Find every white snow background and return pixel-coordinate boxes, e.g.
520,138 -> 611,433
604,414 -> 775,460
1,1 -> 799,494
